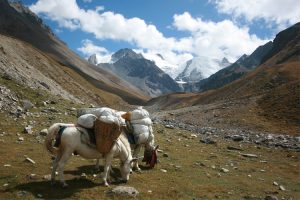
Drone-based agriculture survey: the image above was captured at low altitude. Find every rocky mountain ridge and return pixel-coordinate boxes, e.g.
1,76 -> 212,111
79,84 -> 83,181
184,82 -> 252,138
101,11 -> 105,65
96,48 -> 181,97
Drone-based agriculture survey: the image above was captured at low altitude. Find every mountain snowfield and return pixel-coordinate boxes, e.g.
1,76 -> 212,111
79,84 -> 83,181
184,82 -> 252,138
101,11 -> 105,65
175,56 -> 231,83
89,50 -> 232,83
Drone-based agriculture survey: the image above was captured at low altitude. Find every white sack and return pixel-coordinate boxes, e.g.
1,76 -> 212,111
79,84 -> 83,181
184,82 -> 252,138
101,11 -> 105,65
89,107 -> 115,118
131,117 -> 152,126
77,114 -> 97,129
132,124 -> 151,144
131,107 -> 150,120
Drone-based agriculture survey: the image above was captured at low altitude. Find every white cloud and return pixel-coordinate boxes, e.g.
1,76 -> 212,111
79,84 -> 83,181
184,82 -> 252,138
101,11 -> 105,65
77,39 -> 112,63
82,0 -> 92,3
214,0 -> 300,27
30,0 -> 270,78
173,12 -> 268,61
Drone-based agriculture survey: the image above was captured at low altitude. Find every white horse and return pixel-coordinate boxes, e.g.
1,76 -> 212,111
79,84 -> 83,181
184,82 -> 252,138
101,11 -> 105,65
121,108 -> 158,171
80,107 -> 158,171
45,123 -> 134,187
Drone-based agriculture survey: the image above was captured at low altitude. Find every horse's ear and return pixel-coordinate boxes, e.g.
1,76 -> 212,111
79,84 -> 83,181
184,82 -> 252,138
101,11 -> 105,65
121,112 -> 131,121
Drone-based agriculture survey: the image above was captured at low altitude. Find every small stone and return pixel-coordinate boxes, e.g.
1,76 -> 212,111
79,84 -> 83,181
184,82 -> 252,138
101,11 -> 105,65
248,174 -> 252,178
107,186 -> 139,198
241,153 -> 258,158
221,168 -> 229,173
93,174 -> 97,178
265,195 -> 278,200
23,125 -> 33,134
273,181 -> 279,186
227,146 -> 243,151
190,134 -> 197,138
18,137 -> 24,141
200,138 -> 216,145
16,190 -> 28,196
165,125 -> 174,129
3,183 -> 9,187
160,169 -> 167,173
232,135 -> 244,142
25,157 -> 36,164
39,129 -> 48,136
43,174 -> 51,180
148,190 -> 152,193
28,174 -> 38,180
4,164 -> 11,167
279,185 -> 285,191
163,153 -> 169,157
81,173 -> 87,178
37,194 -> 43,198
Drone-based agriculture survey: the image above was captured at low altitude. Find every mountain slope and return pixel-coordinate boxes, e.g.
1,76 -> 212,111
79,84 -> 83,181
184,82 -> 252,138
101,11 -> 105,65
148,22 -> 300,134
194,41 -> 273,92
97,48 -> 181,97
0,0 -> 147,105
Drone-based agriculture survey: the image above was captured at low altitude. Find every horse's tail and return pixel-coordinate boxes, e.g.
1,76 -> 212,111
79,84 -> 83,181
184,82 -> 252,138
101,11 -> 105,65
45,123 -> 62,155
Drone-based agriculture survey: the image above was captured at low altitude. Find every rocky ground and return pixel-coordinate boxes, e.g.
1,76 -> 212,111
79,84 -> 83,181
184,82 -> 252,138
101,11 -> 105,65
150,98 -> 300,151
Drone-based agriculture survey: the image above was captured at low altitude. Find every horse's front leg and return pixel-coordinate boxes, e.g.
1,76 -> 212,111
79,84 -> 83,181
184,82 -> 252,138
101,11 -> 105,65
57,150 -> 72,188
132,145 -> 142,171
102,153 -> 114,186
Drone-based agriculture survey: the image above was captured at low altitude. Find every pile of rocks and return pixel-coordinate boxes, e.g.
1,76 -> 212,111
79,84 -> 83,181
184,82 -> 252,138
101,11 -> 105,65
155,118 -> 300,151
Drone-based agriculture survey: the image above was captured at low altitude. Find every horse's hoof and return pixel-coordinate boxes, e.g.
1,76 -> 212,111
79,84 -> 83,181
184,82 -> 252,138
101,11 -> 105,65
104,182 -> 109,187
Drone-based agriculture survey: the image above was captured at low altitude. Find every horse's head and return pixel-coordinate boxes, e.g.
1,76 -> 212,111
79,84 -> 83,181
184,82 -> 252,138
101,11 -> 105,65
143,145 -> 159,168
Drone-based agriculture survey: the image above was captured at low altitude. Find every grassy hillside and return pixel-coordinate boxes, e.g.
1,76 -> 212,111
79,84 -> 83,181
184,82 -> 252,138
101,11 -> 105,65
0,77 -> 299,200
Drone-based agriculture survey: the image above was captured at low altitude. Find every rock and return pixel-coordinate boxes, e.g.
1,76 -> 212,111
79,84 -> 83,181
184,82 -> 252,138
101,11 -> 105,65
200,138 -> 216,145
265,195 -> 278,200
37,194 -> 43,198
22,100 -> 34,111
241,153 -> 258,158
28,174 -> 38,180
43,174 -> 51,180
81,173 -> 87,178
16,106 -> 23,113
16,190 -> 28,196
18,137 -> 24,141
39,129 -> 48,136
190,134 -> 197,138
107,186 -> 139,198
279,185 -> 285,191
3,183 -> 9,187
227,146 -> 243,151
232,135 -> 244,142
273,181 -> 279,186
160,169 -> 167,173
165,125 -> 174,129
221,168 -> 229,173
163,153 -> 169,157
4,164 -> 11,167
23,125 -> 33,134
25,157 -> 36,164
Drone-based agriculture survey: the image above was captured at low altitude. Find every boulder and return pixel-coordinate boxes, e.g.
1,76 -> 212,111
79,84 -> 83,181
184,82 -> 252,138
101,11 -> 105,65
107,186 -> 139,198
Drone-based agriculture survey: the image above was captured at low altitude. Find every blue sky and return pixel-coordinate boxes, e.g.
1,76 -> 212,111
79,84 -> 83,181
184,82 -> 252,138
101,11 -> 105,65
21,0 -> 300,77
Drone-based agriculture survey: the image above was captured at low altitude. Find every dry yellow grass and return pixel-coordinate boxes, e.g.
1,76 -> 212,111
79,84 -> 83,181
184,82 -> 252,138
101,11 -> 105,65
0,77 -> 299,200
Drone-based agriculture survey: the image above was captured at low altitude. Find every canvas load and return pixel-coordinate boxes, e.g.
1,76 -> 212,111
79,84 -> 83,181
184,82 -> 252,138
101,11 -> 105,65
130,107 -> 150,120
132,124 -> 153,144
77,114 -> 97,129
94,118 -> 122,154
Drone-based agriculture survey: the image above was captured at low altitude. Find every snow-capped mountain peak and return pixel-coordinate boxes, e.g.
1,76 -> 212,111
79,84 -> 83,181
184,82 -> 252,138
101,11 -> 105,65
175,56 -> 232,83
